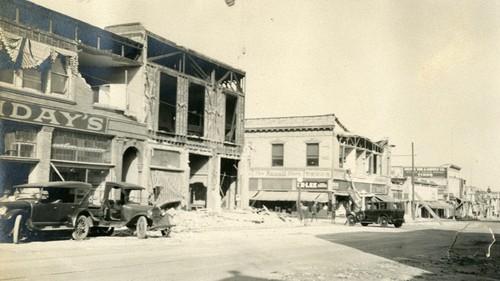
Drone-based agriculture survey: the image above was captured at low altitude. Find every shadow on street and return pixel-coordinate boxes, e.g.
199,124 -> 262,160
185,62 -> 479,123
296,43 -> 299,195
317,227 -> 499,280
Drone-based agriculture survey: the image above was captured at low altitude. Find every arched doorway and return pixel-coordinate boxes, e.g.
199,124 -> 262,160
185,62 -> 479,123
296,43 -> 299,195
122,147 -> 139,184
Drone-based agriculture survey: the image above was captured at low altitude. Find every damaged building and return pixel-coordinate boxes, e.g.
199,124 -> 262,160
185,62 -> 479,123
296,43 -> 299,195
243,114 -> 393,216
0,0 -> 246,211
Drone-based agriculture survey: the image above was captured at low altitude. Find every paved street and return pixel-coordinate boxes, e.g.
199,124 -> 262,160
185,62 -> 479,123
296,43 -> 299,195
1,219 -> 499,281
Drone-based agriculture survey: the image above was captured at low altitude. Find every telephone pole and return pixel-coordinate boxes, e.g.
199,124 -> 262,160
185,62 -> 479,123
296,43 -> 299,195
411,142 -> 415,220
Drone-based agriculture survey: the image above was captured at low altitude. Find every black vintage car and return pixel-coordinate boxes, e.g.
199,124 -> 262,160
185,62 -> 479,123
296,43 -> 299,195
87,181 -> 176,239
0,181 -> 176,243
346,195 -> 405,228
0,181 -> 94,243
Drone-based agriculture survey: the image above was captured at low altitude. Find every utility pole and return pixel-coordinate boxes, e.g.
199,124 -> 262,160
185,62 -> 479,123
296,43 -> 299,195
411,142 -> 415,220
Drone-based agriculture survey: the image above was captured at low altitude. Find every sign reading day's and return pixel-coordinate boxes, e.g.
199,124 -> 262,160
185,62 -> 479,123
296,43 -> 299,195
0,98 -> 108,133
403,167 -> 447,178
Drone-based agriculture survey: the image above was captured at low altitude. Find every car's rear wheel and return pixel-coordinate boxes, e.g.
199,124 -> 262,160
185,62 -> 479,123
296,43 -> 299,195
379,216 -> 389,227
394,222 -> 403,228
136,216 -> 147,239
347,215 -> 356,226
72,215 -> 90,240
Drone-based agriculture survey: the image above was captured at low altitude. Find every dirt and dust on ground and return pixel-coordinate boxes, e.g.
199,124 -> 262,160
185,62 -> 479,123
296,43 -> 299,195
168,208 -> 500,281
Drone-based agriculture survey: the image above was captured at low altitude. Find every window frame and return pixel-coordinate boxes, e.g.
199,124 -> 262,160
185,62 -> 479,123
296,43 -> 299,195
271,143 -> 284,167
306,143 -> 319,167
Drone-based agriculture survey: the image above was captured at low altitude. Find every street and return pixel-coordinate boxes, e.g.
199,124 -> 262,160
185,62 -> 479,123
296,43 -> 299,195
0,220 -> 499,281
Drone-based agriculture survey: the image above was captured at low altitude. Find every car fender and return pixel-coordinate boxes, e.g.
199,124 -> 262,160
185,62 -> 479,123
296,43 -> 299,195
125,213 -> 152,228
4,209 -> 30,221
70,209 -> 95,228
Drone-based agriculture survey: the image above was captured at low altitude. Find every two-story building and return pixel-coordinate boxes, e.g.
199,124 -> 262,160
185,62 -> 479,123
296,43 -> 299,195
391,165 -> 462,218
242,114 -> 393,215
0,0 -> 246,211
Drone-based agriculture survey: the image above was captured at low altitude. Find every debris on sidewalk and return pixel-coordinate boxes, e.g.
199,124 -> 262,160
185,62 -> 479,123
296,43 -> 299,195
172,207 -> 301,233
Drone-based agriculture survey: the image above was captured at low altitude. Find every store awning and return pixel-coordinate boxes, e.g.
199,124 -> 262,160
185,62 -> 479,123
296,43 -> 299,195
420,201 -> 454,210
374,194 -> 397,202
250,191 -> 329,202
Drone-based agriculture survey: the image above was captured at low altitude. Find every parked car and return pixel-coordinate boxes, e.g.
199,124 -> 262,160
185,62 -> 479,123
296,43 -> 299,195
87,181 -> 176,239
0,181 -> 94,243
346,195 -> 405,228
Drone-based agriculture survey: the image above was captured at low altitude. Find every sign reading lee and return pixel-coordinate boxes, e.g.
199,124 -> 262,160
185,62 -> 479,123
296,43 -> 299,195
0,98 -> 108,133
296,181 -> 328,189
403,167 -> 447,178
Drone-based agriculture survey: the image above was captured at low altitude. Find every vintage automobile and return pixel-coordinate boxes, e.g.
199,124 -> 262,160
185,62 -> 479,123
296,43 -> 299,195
87,181 -> 176,239
0,181 -> 94,243
0,181 -> 176,243
346,194 -> 405,228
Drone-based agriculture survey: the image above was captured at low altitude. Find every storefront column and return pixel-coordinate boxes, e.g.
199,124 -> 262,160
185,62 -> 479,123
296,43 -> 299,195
30,126 -> 53,182
207,155 -> 221,212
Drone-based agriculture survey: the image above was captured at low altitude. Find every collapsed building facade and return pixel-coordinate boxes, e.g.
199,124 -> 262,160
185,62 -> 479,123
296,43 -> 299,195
243,114 -> 393,216
0,0 -> 245,211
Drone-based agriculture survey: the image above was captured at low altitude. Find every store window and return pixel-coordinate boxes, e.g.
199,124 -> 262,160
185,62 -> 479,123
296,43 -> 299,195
272,143 -> 284,167
306,143 -> 319,166
50,166 -> 109,188
3,130 -> 37,158
51,130 -> 111,163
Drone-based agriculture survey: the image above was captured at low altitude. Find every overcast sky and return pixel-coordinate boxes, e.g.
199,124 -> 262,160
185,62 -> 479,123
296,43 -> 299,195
30,0 -> 500,191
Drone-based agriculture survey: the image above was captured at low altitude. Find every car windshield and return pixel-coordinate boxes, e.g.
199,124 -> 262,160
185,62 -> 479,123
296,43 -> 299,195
14,187 -> 42,199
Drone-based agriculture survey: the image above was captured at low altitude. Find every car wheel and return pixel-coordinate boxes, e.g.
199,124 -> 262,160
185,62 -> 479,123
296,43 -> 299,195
347,215 -> 356,226
12,215 -> 24,244
72,215 -> 90,240
394,222 -> 403,228
361,223 -> 369,227
379,216 -> 389,227
161,228 -> 171,237
136,216 -> 147,239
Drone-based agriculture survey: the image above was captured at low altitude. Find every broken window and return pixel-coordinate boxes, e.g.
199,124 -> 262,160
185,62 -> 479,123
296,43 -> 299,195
307,143 -> 319,166
187,82 -> 205,137
225,93 -> 238,142
158,72 -> 177,133
272,143 -> 284,167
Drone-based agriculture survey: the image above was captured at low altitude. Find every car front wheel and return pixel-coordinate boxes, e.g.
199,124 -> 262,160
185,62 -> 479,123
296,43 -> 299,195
72,215 -> 90,240
379,216 -> 389,227
394,222 -> 403,228
347,215 -> 356,226
136,216 -> 147,239
12,215 -> 26,244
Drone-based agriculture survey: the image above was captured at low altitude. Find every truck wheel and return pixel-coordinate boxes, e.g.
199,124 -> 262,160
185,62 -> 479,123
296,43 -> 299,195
347,215 -> 356,226
379,216 -> 389,227
394,222 -> 403,228
136,216 -> 147,239
72,215 -> 90,240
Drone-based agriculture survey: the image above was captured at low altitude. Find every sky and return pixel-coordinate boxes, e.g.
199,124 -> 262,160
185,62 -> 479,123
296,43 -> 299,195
29,0 -> 500,191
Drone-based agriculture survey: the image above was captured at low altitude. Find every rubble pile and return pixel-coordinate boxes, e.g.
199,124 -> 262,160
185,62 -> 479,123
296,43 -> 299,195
172,207 -> 301,233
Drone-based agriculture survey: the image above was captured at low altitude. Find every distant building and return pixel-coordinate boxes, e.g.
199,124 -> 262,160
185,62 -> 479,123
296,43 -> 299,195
391,164 -> 464,218
0,0 -> 246,211
242,114 -> 393,215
